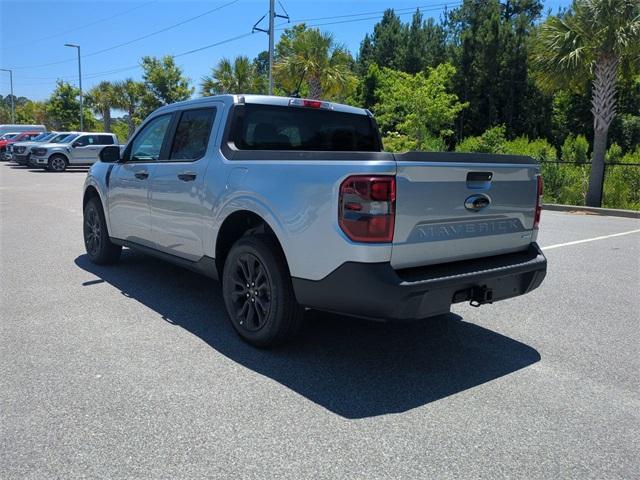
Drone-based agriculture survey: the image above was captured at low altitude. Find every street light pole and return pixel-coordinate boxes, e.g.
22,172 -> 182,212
0,68 -> 15,123
64,44 -> 83,131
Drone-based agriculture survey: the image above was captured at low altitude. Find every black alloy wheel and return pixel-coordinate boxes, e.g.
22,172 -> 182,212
229,252 -> 272,331
222,234 -> 302,347
82,197 -> 122,264
84,205 -> 102,257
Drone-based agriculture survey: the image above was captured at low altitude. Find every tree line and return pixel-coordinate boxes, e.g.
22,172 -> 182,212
1,0 -> 638,207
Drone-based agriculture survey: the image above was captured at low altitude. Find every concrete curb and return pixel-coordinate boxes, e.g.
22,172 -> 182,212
543,203 -> 640,219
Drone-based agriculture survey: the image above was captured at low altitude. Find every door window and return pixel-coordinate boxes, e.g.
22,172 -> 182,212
73,136 -> 90,147
168,108 -> 216,161
129,114 -> 172,162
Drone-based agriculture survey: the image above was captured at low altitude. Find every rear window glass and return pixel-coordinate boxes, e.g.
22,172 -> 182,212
97,135 -> 114,145
231,104 -> 379,152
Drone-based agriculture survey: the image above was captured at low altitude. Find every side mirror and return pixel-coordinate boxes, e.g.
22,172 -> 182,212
71,142 -> 79,147
99,145 -> 121,163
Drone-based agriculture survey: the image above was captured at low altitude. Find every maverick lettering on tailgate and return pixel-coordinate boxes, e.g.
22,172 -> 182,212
407,218 -> 526,243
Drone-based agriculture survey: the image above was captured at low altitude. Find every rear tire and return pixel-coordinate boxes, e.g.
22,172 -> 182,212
83,197 -> 122,265
48,154 -> 67,172
222,234 -> 303,348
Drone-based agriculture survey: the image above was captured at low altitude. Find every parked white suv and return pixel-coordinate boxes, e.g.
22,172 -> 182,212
31,132 -> 118,171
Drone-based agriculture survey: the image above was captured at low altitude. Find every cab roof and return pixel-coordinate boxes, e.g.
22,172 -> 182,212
154,95 -> 370,117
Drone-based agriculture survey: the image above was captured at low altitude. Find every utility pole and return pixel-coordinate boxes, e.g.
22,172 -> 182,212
0,68 -> 15,123
268,0 -> 275,95
252,1 -> 289,96
64,44 -> 83,131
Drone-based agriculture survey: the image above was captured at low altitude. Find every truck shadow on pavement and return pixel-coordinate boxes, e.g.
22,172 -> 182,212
75,250 -> 541,419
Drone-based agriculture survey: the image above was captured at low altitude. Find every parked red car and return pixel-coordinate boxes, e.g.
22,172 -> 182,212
0,131 -> 43,159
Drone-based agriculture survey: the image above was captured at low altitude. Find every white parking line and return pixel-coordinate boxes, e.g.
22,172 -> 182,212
542,229 -> 640,250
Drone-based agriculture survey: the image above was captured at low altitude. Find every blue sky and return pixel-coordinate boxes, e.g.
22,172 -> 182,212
1,0 -> 571,101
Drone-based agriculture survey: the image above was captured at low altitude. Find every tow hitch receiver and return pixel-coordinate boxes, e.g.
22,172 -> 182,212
470,286 -> 493,307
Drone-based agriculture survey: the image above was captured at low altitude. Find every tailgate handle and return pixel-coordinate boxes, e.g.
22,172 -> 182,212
466,171 -> 493,189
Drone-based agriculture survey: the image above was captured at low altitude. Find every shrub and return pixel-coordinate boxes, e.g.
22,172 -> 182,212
603,147 -> 640,210
381,132 -> 447,152
560,135 -> 589,163
605,142 -> 623,163
540,163 -> 590,205
503,137 -> 557,162
618,114 -> 640,153
455,125 -> 506,153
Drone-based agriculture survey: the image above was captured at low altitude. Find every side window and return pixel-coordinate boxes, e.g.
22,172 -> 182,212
97,135 -> 114,145
168,108 -> 216,161
129,114 -> 172,162
74,136 -> 89,147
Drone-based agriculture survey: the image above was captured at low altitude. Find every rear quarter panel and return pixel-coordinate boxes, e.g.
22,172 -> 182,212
205,158 -> 397,281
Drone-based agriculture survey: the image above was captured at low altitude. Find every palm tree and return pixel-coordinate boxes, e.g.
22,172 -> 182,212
532,0 -> 639,206
113,78 -> 146,139
274,27 -> 355,100
201,56 -> 261,95
87,81 -> 117,132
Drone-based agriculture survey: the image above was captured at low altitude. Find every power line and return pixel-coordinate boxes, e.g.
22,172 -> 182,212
3,33 -> 258,87
7,0 -> 240,70
279,3 -> 460,30
288,3 -> 454,24
83,0 -> 241,60
4,2 -> 458,87
174,32 -> 256,58
3,1 -> 159,49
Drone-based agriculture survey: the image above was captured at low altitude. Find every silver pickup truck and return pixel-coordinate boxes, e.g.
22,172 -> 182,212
83,95 -> 547,347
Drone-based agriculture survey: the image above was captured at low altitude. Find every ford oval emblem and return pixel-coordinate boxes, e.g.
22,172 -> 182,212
465,194 -> 491,212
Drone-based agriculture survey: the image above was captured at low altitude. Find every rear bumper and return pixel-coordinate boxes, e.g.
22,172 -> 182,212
292,243 -> 547,321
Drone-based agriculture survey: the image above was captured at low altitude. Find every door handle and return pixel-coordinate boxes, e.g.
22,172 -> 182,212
134,171 -> 149,180
177,172 -> 197,182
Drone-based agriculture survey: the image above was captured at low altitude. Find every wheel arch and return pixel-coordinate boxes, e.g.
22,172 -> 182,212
214,209 -> 289,280
83,185 -> 101,210
49,151 -> 69,162
83,183 -> 112,234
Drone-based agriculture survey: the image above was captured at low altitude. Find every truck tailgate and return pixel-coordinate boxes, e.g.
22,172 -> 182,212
391,152 -> 539,269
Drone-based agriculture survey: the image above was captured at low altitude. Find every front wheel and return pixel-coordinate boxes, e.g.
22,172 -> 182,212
48,154 -> 67,172
222,234 -> 303,348
83,197 -> 122,264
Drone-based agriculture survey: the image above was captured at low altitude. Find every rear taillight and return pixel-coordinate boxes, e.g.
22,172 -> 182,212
534,174 -> 543,229
339,175 -> 396,243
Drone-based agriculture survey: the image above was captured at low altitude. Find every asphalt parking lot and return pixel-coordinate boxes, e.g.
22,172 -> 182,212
1,163 -> 639,479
